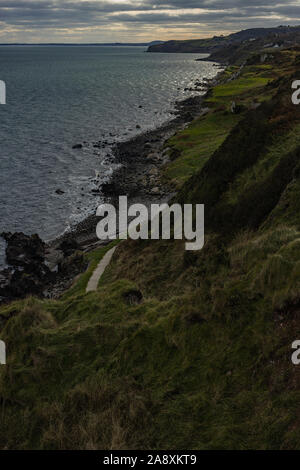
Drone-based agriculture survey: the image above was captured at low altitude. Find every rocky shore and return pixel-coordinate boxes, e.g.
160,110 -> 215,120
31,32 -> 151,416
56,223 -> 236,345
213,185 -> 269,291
0,69 -> 224,304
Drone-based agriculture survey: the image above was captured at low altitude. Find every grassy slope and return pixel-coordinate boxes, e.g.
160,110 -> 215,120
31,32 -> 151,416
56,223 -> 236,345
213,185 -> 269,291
1,50 -> 300,450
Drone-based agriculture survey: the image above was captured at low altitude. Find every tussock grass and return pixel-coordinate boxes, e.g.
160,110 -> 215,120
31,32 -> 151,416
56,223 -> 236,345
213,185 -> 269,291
1,51 -> 300,450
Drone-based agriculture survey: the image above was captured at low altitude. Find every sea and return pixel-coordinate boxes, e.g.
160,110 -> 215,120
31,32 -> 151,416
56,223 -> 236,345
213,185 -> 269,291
0,45 -> 219,267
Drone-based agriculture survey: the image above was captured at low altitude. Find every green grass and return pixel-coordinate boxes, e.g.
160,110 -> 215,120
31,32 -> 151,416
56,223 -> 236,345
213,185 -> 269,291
222,122 -> 300,206
163,64 -> 275,190
61,240 -> 120,300
2,220 -> 300,449
1,49 -> 300,450
209,76 -> 270,103
163,112 -> 240,187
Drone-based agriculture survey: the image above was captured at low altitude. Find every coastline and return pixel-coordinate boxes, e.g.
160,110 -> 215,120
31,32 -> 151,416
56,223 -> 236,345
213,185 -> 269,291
0,65 -> 225,302
57,69 -> 224,250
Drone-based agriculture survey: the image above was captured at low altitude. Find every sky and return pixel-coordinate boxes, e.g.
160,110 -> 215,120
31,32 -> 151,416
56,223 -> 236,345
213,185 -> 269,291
0,0 -> 300,43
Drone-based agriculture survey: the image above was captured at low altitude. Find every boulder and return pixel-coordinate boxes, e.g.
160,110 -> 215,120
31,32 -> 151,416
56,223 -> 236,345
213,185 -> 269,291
151,187 -> 160,195
147,153 -> 160,162
1,232 -> 46,269
101,181 -> 119,196
0,232 -> 53,302
59,237 -> 79,257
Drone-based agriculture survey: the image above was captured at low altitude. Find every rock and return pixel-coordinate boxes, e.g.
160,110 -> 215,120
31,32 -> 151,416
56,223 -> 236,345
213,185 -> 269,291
0,232 -> 54,301
59,252 -> 87,277
151,187 -> 160,195
72,144 -> 83,149
183,112 -> 194,122
1,232 -> 46,269
260,54 -> 268,63
9,269 -> 47,298
101,181 -> 119,196
250,101 -> 261,110
169,148 -> 180,161
147,153 -> 160,162
0,231 -> 88,303
136,124 -> 141,129
44,248 -> 64,272
0,269 -> 13,296
231,101 -> 245,114
55,189 -> 65,195
59,237 -> 79,257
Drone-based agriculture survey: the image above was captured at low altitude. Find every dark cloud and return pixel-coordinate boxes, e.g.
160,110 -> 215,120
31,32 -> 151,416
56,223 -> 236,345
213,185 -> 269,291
0,0 -> 298,41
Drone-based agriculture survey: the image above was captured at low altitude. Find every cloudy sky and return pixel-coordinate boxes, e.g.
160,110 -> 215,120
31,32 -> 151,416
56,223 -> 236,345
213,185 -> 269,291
0,0 -> 300,43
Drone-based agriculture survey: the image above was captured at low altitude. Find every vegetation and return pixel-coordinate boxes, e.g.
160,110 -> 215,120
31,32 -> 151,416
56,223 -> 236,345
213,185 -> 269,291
147,25 -> 300,57
1,48 -> 300,450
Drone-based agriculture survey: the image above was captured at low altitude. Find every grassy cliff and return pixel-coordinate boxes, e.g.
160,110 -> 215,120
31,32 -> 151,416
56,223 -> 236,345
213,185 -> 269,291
1,48 -> 300,450
147,26 -> 300,58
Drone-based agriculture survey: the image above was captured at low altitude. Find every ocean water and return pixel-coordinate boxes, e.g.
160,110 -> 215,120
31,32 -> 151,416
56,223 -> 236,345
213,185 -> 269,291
0,45 -> 219,266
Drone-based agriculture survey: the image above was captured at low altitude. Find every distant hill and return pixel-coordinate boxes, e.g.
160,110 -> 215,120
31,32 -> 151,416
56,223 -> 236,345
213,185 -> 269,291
0,42 -> 164,47
148,41 -> 164,46
147,25 -> 300,55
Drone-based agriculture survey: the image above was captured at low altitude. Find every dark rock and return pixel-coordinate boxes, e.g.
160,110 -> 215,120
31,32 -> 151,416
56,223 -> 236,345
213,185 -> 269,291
0,232 -> 54,302
183,112 -> 194,122
59,252 -> 87,277
0,268 -> 13,296
55,189 -> 65,195
7,269 -> 47,298
59,237 -> 79,257
72,143 -> 83,149
101,181 -> 119,196
45,248 -> 64,272
169,148 -> 181,161
231,101 -> 246,114
1,232 -> 46,269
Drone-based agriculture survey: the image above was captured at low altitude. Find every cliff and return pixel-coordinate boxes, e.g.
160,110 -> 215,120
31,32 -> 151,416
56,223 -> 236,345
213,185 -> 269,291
1,45 -> 300,450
